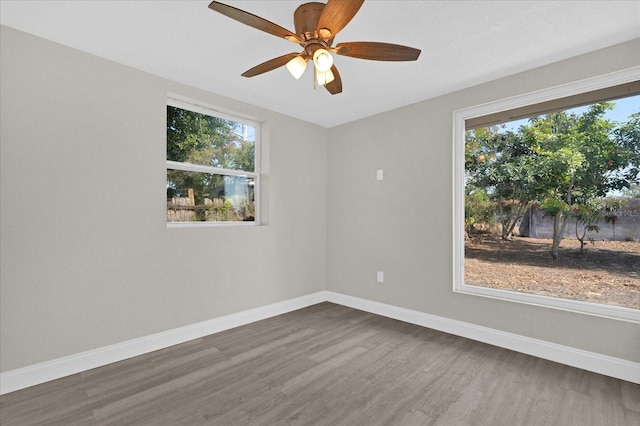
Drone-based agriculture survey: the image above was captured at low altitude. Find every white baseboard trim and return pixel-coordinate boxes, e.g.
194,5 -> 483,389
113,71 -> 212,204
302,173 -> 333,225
0,291 -> 328,395
2,290 -> 637,395
325,292 -> 640,384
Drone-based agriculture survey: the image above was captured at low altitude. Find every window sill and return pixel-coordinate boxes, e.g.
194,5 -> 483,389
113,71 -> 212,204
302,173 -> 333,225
454,283 -> 640,323
167,221 -> 258,229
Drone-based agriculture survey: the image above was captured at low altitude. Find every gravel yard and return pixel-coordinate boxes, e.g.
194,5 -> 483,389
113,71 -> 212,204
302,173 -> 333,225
465,237 -> 640,310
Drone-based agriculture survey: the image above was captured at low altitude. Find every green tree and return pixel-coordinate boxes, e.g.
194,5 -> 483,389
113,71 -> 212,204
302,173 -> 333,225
523,103 -> 639,259
523,109 -> 585,259
465,127 -> 543,239
611,112 -> 640,192
570,201 -> 601,253
464,188 -> 494,237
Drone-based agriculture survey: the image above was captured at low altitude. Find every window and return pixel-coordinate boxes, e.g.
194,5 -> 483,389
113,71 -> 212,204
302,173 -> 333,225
454,68 -> 640,322
166,99 -> 259,225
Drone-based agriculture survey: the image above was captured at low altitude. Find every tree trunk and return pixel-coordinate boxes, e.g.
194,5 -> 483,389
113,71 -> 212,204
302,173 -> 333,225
551,213 -> 562,260
551,212 -> 571,260
551,178 -> 574,260
576,217 -> 586,254
501,201 -> 528,240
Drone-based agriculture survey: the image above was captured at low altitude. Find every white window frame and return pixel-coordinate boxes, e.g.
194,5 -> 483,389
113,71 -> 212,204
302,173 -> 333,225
167,98 -> 260,228
453,67 -> 640,323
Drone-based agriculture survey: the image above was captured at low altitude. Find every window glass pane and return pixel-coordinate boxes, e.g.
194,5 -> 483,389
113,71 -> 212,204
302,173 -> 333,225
464,95 -> 640,311
166,105 -> 255,172
167,170 -> 255,222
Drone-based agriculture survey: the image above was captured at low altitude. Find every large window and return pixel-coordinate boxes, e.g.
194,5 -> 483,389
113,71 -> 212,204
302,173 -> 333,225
454,69 -> 640,322
166,99 -> 259,226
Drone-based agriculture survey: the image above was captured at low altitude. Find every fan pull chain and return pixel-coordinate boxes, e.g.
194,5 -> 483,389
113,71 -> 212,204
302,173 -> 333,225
313,66 -> 317,90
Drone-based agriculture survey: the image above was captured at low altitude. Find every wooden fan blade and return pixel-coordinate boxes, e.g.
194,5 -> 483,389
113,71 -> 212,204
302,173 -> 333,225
324,65 -> 342,95
241,53 -> 301,78
316,0 -> 364,39
335,42 -> 421,61
208,1 -> 301,43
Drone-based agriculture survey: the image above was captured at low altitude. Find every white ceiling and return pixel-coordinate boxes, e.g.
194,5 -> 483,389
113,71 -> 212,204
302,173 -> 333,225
1,0 -> 639,127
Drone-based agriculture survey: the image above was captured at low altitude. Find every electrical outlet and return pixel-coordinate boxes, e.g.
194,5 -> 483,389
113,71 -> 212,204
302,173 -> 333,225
377,271 -> 384,283
376,169 -> 383,181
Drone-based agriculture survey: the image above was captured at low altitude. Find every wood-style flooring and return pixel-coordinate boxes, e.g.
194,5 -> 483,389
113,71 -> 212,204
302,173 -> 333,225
1,302 -> 639,425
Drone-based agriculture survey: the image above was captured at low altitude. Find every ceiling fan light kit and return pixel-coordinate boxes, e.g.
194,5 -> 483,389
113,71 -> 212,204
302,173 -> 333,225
316,68 -> 336,86
208,0 -> 421,95
312,48 -> 334,72
286,55 -> 308,79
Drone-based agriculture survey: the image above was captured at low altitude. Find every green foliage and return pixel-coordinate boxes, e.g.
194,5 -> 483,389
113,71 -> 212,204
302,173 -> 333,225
611,112 -> 640,192
167,106 -> 254,171
465,100 -> 639,258
465,188 -> 494,235
570,201 -> 602,253
527,103 -> 631,257
540,197 -> 568,217
466,126 -> 546,239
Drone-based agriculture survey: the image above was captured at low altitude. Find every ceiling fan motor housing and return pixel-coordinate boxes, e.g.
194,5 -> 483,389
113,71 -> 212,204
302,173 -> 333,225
294,2 -> 326,40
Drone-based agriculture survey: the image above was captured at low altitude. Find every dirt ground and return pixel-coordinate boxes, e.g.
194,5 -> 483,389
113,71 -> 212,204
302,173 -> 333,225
465,237 -> 640,310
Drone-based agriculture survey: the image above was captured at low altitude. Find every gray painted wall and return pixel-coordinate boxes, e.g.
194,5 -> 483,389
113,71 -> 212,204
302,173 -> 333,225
327,39 -> 640,363
0,26 -> 328,372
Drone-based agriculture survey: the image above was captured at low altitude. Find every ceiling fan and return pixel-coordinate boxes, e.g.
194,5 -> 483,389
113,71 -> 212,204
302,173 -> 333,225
208,0 -> 421,95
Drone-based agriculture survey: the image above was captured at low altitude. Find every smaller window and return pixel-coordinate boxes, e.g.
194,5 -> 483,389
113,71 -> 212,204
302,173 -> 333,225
166,100 -> 259,225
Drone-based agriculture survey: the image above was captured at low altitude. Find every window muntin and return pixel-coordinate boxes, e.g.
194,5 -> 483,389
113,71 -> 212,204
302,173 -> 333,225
453,68 -> 640,323
166,100 -> 259,225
